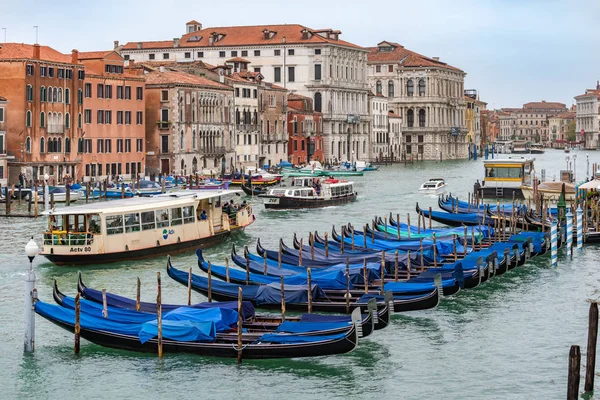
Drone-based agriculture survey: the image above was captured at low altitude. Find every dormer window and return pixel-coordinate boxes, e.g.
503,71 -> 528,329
301,29 -> 312,40
188,35 -> 202,42
263,29 -> 276,40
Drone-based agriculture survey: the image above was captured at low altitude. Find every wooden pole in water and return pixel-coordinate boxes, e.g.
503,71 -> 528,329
299,238 -> 303,266
136,277 -> 141,312
207,261 -> 212,302
280,276 -> 286,320
50,193 -> 54,209
157,271 -> 163,358
74,292 -> 81,354
363,225 -> 367,249
187,268 -> 192,305
363,259 -> 368,294
407,214 -> 411,238
310,233 -> 315,260
568,345 -> 581,400
263,252 -> 268,275
395,250 -> 399,282
307,268 -> 312,313
85,182 -> 89,203
121,182 -> 125,199
278,240 -> 283,267
380,250 -> 385,293
351,228 -> 355,250
472,228 -> 476,252
433,233 -> 438,267
33,189 -> 38,217
468,193 -> 471,212
345,258 -> 350,314
585,302 -> 599,393
225,258 -> 230,282
453,234 -> 457,262
418,213 -> 421,234
397,213 -> 401,239
324,232 -> 329,258
464,226 -> 468,256
245,253 -> 250,285
428,207 -> 433,229
371,220 -> 375,244
236,287 -> 243,364
420,238 -> 424,271
102,289 -> 108,318
384,217 -> 388,239
406,250 -> 411,279
340,228 -> 345,254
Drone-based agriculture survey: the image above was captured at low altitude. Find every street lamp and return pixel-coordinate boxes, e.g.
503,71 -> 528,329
587,154 -> 590,179
43,173 -> 50,210
24,236 -> 38,353
573,154 -> 577,182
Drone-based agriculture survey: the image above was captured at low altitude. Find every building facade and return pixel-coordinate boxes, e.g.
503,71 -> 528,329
369,93 -> 388,160
575,88 -> 600,149
388,111 -> 402,157
144,68 -> 234,176
0,96 -> 11,186
287,94 -> 323,165
119,22 -> 371,162
367,41 -> 467,160
548,112 -> 576,148
0,43 -> 85,183
78,51 -> 146,180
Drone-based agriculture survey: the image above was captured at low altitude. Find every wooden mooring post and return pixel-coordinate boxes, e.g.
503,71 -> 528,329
585,302 -> 599,393
156,271 -> 163,358
568,345 -> 581,400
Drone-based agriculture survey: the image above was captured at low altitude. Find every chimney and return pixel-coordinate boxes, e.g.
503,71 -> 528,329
208,34 -> 214,46
71,49 -> 79,64
173,38 -> 180,47
136,42 -> 143,49
432,57 -> 439,61
114,40 -> 120,49
33,43 -> 40,60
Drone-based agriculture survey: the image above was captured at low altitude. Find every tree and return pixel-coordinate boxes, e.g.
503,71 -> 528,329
566,121 -> 576,142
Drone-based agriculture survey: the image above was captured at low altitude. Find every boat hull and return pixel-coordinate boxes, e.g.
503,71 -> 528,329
478,186 -> 523,199
261,193 -> 357,209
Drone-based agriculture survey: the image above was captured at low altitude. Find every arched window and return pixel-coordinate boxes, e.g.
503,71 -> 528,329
314,92 -> 322,112
58,113 -> 63,128
52,87 -> 58,103
40,86 -> 46,102
376,80 -> 382,95
47,87 -> 53,103
65,88 -> 70,104
57,138 -> 62,153
78,138 -> 83,153
65,112 -> 70,128
26,110 -> 32,127
26,137 -> 31,153
235,109 -> 240,125
78,89 -> 83,105
180,130 -> 184,150
388,81 -> 394,97
65,137 -> 71,153
419,109 -> 426,127
40,112 -> 45,128
418,79 -> 426,96
407,109 -> 414,127
58,88 -> 63,103
180,159 -> 185,174
192,157 -> 197,173
192,130 -> 197,149
40,137 -> 45,153
26,85 -> 33,101
78,113 -> 82,129
253,110 -> 258,125
407,80 -> 414,97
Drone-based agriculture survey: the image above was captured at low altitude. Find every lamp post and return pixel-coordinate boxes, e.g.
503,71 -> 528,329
24,237 -> 38,353
573,154 -> 577,182
565,155 -> 570,173
587,153 -> 590,179
43,173 -> 49,210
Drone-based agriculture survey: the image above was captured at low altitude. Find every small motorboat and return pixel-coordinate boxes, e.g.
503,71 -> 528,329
39,186 -> 81,203
419,178 -> 446,193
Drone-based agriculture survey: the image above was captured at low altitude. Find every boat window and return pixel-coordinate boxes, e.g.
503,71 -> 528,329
301,189 -> 311,197
124,213 -> 141,233
106,215 -> 124,235
141,211 -> 155,231
183,206 -> 195,224
294,190 -> 300,196
171,207 -> 183,226
156,209 -> 169,228
49,215 -> 65,231
88,214 -> 101,234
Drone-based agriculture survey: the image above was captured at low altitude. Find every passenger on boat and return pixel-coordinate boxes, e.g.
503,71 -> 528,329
200,210 -> 208,220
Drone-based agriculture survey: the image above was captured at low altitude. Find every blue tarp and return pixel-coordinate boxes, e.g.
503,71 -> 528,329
275,321 -> 350,334
257,332 -> 347,344
255,283 -> 327,305
138,320 -> 216,344
300,313 -> 352,323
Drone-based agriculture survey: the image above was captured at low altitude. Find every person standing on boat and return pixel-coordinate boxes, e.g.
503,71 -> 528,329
200,210 -> 208,220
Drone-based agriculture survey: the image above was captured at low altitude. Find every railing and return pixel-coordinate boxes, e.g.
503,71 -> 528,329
43,231 -> 95,246
201,146 -> 226,156
157,121 -> 171,130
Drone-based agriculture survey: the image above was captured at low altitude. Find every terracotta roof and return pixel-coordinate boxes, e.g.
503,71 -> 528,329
288,93 -> 312,101
122,24 -> 364,50
226,57 -> 250,63
145,70 -> 231,89
523,101 -> 566,110
187,20 -> 201,25
77,50 -> 114,60
0,43 -> 73,63
575,90 -> 600,99
367,41 -> 463,73
388,111 -> 401,118
554,112 -> 576,119
0,96 -> 7,101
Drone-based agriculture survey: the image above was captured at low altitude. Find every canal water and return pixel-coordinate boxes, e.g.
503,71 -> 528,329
1,149 -> 599,399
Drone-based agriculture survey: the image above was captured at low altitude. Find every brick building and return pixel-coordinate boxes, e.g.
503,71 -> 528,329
287,94 -> 323,165
0,43 -> 85,183
0,95 -> 11,186
78,50 -> 146,180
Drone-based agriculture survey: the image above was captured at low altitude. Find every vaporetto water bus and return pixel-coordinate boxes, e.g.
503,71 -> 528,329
40,190 -> 254,265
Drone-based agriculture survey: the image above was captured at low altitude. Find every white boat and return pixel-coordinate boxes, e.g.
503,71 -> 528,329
419,178 -> 446,193
39,189 -> 255,265
40,186 -> 81,203
260,176 -> 357,209
520,181 -> 577,205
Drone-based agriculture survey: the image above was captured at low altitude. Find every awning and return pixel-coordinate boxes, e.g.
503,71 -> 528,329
578,180 -> 600,190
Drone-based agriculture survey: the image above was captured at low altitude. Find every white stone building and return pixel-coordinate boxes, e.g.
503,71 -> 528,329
366,41 -> 467,160
575,88 -> 600,149
388,111 -> 402,158
498,112 -> 517,141
369,93 -> 389,160
119,21 -> 371,162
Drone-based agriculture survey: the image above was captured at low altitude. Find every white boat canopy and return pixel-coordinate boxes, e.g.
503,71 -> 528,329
577,180 -> 600,191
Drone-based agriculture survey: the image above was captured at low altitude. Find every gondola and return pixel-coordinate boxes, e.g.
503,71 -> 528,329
241,184 -> 265,196
35,299 -> 359,359
416,203 -> 482,227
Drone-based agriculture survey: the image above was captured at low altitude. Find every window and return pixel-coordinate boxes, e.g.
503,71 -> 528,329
26,85 -> 33,101
161,135 -> 169,153
65,113 -> 70,129
97,84 -> 104,98
58,68 -> 65,79
0,107 -> 3,122
197,51 -> 204,58
40,66 -> 47,77
40,137 -> 45,153
418,79 -> 426,96
78,89 -> 83,104
123,213 -> 141,233
376,80 -> 382,95
388,65 -> 393,73
125,111 -> 131,124
48,67 -> 54,77
65,137 -> 71,153
170,207 -> 183,226
254,50 -> 260,56
26,64 -> 34,75
314,92 -> 322,113
180,130 -> 184,150
77,113 -> 82,129
231,51 -> 238,57
78,70 -> 85,80
85,83 -> 92,98
156,209 -> 169,228
183,206 -> 194,224
136,138 -> 143,152
97,139 -> 104,153
40,112 -> 45,128
125,86 -> 131,100
105,85 -> 112,99
375,65 -> 381,73
105,139 -> 112,153
274,49 -> 281,56
160,109 -> 169,129
315,49 -> 321,55
97,110 -> 104,124
274,67 -> 281,82
117,111 -> 123,124
219,51 -> 226,57
117,86 -> 123,99
388,81 -> 395,97
40,86 -> 46,102
184,52 -> 191,59
104,110 -> 112,124
141,211 -> 155,231
125,139 -> 131,152
26,111 -> 32,127
84,109 -> 92,124
407,80 -> 414,97
419,109 -> 426,127
117,139 -> 124,152
254,67 -> 261,73
136,87 -> 143,100
163,53 -> 169,59
149,53 -> 155,60
314,64 -> 321,80
241,50 -> 248,57
136,111 -> 143,125
161,90 -> 169,101
407,109 -> 414,127
288,66 -> 295,82
106,215 -> 124,235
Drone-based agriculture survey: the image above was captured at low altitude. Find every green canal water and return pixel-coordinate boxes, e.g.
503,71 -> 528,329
1,149 -> 599,399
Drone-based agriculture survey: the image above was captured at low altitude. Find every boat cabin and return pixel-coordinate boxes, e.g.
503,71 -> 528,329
267,178 -> 353,199
480,157 -> 534,198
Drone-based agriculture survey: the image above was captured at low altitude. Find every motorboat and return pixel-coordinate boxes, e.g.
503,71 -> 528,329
259,176 -> 357,209
39,186 -> 81,203
419,178 -> 446,193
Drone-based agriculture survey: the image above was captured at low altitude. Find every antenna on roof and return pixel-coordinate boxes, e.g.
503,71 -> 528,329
33,26 -> 38,44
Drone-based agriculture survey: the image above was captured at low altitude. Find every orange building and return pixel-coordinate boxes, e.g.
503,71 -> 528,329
78,51 -> 146,180
0,43 -> 85,183
287,94 -> 323,165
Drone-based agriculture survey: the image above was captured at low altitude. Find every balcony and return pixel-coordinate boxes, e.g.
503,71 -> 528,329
47,124 -> 64,134
157,121 -> 171,130
201,146 -> 227,156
